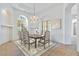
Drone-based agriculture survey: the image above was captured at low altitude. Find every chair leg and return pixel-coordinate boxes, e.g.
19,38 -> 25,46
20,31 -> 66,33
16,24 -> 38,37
20,40 -> 22,44
48,40 -> 50,46
44,38 -> 46,49
44,43 -> 45,49
38,42 -> 40,47
28,43 -> 30,50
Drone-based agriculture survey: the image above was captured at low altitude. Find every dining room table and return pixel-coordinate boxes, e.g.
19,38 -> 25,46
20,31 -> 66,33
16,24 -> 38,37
29,34 -> 44,48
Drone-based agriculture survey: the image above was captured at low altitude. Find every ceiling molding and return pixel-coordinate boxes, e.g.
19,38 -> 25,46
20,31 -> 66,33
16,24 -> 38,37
11,3 -> 63,16
21,3 -> 33,9
11,4 -> 33,15
37,4 -> 63,15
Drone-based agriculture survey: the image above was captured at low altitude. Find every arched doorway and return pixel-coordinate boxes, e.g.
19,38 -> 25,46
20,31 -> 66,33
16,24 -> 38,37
65,3 -> 77,50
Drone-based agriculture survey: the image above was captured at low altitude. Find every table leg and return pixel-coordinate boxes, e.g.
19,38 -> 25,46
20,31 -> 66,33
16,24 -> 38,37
35,39 -> 37,48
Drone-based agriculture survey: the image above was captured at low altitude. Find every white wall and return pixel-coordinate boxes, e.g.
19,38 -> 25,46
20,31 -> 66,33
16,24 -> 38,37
64,4 -> 77,44
0,4 -> 14,45
76,4 -> 79,52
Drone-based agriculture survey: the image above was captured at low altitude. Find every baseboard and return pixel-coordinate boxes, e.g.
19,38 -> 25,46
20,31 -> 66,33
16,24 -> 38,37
52,40 -> 73,46
52,40 -> 64,44
0,40 -> 12,46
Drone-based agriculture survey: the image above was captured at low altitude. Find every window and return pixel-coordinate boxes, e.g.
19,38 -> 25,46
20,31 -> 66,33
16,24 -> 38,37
17,15 -> 28,31
72,19 -> 77,36
42,21 -> 51,35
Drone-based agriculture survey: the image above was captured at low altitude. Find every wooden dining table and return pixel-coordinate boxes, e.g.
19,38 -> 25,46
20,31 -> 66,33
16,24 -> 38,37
29,34 -> 44,48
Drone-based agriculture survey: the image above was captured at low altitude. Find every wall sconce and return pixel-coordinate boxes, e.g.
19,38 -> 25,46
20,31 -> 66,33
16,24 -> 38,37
1,8 -> 11,16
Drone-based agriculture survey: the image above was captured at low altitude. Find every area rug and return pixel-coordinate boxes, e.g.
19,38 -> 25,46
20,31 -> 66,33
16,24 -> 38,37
14,40 -> 56,56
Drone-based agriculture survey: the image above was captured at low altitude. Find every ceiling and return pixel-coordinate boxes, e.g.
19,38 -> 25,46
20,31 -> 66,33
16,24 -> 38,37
11,3 -> 63,15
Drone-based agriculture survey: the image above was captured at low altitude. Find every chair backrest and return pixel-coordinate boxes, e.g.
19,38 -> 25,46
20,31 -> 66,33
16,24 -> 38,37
21,24 -> 29,41
18,31 -> 23,40
45,31 -> 50,41
23,28 -> 29,40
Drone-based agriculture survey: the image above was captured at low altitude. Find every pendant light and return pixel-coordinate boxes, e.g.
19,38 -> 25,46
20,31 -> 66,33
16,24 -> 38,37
30,4 -> 38,21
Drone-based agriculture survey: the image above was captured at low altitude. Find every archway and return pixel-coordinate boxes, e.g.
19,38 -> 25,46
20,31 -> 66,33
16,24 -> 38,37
65,3 -> 77,50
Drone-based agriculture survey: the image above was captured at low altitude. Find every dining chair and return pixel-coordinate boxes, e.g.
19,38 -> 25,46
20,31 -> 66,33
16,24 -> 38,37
18,24 -> 25,45
21,25 -> 36,50
18,31 -> 23,44
38,31 -> 50,49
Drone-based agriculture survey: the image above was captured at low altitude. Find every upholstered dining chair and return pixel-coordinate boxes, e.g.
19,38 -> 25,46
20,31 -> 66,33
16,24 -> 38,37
18,24 -> 25,45
38,31 -> 50,49
21,25 -> 35,50
18,31 -> 23,44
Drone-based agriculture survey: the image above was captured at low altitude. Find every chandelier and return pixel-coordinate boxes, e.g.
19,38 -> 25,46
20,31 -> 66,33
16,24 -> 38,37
30,4 -> 38,21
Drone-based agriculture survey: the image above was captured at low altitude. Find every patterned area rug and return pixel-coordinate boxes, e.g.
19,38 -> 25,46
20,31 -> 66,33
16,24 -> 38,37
14,40 -> 56,56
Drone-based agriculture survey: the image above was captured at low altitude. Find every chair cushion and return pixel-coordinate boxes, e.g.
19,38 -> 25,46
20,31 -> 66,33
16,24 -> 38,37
30,39 -> 35,43
39,40 -> 49,44
22,39 -> 35,44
